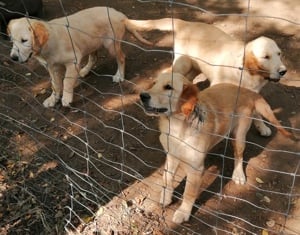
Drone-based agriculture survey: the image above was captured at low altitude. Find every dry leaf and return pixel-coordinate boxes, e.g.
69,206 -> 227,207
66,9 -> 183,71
37,161 -> 58,174
29,171 -> 35,178
263,196 -> 271,203
256,177 -> 264,184
266,219 -> 275,228
262,229 -> 269,235
82,215 -> 94,223
97,153 -> 103,159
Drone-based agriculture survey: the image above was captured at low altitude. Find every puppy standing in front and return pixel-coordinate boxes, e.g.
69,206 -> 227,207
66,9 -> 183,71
7,7 -> 151,107
140,73 -> 294,224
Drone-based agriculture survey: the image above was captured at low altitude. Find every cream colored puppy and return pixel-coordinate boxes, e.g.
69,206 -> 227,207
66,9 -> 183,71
126,18 -> 287,136
140,73 -> 293,224
8,7 -> 151,107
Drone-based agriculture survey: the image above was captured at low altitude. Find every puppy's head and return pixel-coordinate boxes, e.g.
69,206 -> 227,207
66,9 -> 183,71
8,18 -> 49,63
140,73 -> 194,116
244,36 -> 287,82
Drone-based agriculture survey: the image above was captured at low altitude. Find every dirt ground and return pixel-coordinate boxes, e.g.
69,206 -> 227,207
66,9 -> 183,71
0,0 -> 299,234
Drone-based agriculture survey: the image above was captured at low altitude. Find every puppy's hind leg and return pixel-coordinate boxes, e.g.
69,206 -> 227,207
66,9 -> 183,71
108,41 -> 125,82
79,52 -> 98,78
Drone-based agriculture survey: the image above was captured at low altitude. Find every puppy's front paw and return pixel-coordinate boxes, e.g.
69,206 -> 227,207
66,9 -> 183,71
61,97 -> 72,107
172,209 -> 190,224
61,91 -> 74,107
232,169 -> 246,185
43,94 -> 58,108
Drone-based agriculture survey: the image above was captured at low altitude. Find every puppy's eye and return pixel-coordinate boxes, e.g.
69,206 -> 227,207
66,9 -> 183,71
278,52 -> 281,56
21,38 -> 28,43
164,84 -> 173,90
264,55 -> 270,59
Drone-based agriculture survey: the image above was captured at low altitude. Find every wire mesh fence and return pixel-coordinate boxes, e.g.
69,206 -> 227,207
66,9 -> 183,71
0,0 -> 299,234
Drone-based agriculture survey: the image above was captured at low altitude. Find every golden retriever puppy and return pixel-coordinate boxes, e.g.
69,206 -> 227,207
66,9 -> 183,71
7,7 -> 152,107
126,18 -> 287,136
140,73 -> 293,224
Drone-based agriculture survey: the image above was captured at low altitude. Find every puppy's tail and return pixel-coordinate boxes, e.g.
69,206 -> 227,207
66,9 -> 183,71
124,21 -> 153,45
255,98 -> 296,140
124,18 -> 177,32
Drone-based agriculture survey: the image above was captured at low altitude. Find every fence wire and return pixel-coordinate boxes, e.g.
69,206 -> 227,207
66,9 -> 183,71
0,0 -> 299,235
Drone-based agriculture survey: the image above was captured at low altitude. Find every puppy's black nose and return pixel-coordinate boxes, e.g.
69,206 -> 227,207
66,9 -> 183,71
279,70 -> 287,76
140,92 -> 150,103
10,55 -> 19,61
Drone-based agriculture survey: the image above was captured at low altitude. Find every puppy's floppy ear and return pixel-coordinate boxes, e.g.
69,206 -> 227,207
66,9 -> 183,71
181,97 -> 197,117
7,20 -> 15,37
244,50 -> 260,76
179,84 -> 198,117
244,47 -> 270,78
30,22 -> 49,54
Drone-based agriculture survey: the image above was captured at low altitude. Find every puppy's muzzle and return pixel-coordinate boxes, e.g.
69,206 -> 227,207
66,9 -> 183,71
10,51 -> 32,63
10,54 -> 19,61
140,92 -> 168,114
268,66 -> 287,82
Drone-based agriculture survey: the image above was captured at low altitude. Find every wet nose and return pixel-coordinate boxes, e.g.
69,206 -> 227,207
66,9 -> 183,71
279,69 -> 287,76
140,92 -> 150,103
